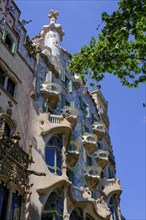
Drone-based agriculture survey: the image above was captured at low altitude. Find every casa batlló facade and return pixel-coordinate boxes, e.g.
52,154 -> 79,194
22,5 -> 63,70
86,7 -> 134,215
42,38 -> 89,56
0,1 -> 123,220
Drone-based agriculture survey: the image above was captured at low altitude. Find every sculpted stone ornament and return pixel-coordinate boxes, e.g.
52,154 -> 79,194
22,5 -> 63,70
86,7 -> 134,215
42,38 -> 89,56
0,131 -> 44,196
62,146 -> 67,166
63,213 -> 70,220
10,164 -> 17,181
48,10 -> 59,23
27,169 -> 46,176
80,187 -> 92,199
95,196 -> 111,219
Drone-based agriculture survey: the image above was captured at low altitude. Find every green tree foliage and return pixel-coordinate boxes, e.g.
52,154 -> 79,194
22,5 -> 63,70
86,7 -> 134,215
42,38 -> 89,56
68,0 -> 146,88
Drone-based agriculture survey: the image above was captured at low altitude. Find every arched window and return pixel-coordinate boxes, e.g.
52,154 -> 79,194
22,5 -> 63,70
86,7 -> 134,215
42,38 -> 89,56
41,189 -> 63,220
45,136 -> 63,176
70,208 -> 82,220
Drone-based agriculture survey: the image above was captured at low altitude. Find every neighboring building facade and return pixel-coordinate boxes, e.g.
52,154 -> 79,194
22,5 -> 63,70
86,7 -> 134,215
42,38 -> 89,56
0,1 -> 123,220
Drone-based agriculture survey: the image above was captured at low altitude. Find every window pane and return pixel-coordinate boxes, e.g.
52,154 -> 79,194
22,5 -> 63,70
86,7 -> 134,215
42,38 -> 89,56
0,183 -> 8,220
5,34 -> 12,50
56,149 -> 62,170
42,213 -> 53,220
55,216 -> 63,220
45,147 -> 55,167
56,169 -> 62,176
7,78 -> 15,96
10,193 -> 21,220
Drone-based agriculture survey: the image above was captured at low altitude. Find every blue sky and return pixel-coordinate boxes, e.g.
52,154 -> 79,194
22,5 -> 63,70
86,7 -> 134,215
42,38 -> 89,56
16,1 -> 146,219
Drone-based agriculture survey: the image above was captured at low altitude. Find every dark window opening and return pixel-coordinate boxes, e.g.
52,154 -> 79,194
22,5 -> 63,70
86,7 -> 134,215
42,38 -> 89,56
5,34 -> 12,50
4,123 -> 11,136
70,209 -> 82,220
7,78 -> 15,96
42,189 -> 63,220
0,182 -> 9,220
0,68 -> 5,86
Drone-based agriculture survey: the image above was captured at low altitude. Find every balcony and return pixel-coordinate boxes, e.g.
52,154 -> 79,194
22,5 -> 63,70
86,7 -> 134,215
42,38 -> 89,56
92,122 -> 105,141
63,106 -> 78,130
72,73 -> 82,89
101,178 -> 122,197
40,82 -> 61,109
66,141 -> 80,167
95,150 -> 109,169
85,166 -> 100,189
39,113 -> 72,140
82,133 -> 97,155
66,150 -> 79,167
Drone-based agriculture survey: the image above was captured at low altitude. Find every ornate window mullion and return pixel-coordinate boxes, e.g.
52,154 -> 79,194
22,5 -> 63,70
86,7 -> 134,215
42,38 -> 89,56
61,135 -> 67,178
54,147 -> 57,175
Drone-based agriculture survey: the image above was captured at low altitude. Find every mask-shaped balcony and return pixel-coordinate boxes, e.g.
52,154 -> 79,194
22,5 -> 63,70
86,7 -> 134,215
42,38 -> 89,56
85,166 -> 100,189
66,150 -> 79,167
82,133 -> 97,155
63,106 -> 78,130
66,141 -> 80,167
92,122 -> 105,141
95,150 -> 109,169
40,82 -> 61,109
101,178 -> 122,197
72,73 -> 82,89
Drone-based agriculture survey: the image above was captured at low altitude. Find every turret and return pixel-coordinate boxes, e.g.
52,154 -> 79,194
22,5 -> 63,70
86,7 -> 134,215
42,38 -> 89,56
40,10 -> 64,57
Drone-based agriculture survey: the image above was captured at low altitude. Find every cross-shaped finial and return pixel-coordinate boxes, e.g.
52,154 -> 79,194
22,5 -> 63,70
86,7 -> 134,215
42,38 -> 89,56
48,10 -> 59,23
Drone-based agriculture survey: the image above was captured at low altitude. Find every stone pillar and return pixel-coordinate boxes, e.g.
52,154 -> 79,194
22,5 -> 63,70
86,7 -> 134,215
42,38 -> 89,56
62,135 -> 67,178
63,186 -> 69,220
83,208 -> 86,220
6,182 -> 14,220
